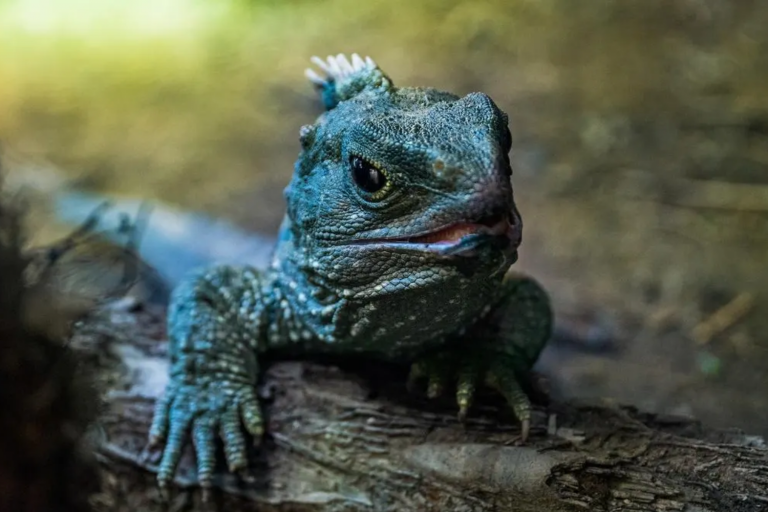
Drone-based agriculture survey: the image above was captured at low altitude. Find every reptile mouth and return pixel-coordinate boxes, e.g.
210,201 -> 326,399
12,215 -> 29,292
405,214 -> 510,244
356,212 -> 521,256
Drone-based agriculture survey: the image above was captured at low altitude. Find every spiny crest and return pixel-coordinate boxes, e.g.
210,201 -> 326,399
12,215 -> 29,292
305,53 -> 394,110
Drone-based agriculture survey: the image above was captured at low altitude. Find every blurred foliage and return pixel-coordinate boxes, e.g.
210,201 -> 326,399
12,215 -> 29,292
0,180 -> 99,512
2,0 -> 766,214
1,0 -> 768,433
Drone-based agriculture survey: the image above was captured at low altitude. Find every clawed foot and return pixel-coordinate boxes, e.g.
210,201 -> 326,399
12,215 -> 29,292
147,380 -> 264,500
407,351 -> 534,440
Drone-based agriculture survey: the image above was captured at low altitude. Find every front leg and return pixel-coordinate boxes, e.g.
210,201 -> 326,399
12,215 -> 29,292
148,266 -> 268,492
408,273 -> 552,438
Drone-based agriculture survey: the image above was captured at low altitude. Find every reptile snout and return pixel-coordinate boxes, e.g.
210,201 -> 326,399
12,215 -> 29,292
485,203 -> 522,248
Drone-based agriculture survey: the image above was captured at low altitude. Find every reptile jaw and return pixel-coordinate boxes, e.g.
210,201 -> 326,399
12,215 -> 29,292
406,214 -> 511,245
354,212 -> 521,256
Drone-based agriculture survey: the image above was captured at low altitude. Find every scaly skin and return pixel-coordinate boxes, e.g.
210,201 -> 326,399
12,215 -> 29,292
149,54 -> 553,493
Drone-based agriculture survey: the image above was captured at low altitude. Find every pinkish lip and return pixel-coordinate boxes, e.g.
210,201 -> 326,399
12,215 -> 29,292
352,213 -> 520,253
404,217 -> 510,245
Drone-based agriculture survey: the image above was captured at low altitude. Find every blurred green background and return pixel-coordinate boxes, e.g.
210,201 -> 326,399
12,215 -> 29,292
2,0 -> 768,434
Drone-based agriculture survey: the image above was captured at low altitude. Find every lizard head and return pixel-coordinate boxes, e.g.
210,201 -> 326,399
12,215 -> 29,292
284,54 -> 520,312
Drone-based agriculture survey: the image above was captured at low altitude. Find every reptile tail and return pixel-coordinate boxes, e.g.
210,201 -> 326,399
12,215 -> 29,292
53,190 -> 276,297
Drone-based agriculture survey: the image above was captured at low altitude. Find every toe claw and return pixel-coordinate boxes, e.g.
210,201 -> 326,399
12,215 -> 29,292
487,361 -> 534,440
457,402 -> 469,422
147,434 -> 162,449
240,397 -> 264,439
456,366 -> 477,421
427,377 -> 444,398
157,479 -> 171,502
456,387 -> 472,421
221,405 -> 248,472
237,468 -> 253,482
148,394 -> 171,446
520,418 -> 530,442
406,362 -> 424,393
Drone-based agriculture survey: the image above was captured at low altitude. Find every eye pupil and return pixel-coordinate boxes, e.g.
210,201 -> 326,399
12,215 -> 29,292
350,155 -> 387,194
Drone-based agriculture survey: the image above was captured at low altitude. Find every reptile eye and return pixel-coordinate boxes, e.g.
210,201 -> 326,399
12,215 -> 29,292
350,155 -> 388,195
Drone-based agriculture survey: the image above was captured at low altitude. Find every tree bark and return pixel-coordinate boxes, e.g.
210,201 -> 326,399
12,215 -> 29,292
78,305 -> 768,512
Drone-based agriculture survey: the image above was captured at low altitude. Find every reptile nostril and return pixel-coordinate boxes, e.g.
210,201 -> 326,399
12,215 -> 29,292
478,213 -> 504,228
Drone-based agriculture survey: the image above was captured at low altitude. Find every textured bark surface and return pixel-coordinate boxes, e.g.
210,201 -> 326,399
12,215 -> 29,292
77,306 -> 768,512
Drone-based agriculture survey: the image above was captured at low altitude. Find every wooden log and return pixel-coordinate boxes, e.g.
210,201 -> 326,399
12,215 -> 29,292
73,305 -> 768,512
